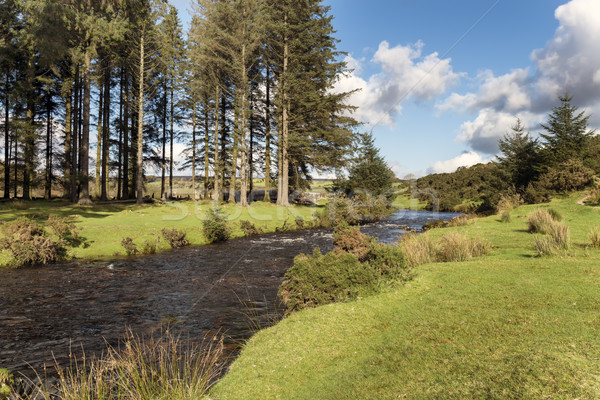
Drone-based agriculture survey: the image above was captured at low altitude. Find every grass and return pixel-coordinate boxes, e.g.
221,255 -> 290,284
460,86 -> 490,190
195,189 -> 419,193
0,199 -> 319,266
211,193 -> 600,399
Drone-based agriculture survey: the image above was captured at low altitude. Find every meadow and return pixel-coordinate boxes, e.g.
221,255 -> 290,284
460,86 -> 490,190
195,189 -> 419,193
211,193 -> 600,399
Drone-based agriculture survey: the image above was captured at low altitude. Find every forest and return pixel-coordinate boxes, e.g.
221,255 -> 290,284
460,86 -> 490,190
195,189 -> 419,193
0,0 -> 359,206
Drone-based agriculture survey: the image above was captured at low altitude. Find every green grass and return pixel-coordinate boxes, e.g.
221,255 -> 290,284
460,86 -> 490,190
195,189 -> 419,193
211,193 -> 600,399
0,200 -> 319,266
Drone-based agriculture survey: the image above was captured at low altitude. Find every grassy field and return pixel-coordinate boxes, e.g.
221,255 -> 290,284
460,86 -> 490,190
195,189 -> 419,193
211,193 -> 600,399
0,199 -> 319,265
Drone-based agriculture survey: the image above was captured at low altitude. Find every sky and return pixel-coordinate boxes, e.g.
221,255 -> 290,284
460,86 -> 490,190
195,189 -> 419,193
170,0 -> 600,178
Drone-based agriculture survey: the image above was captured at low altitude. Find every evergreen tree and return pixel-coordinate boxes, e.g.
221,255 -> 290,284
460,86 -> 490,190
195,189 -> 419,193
345,132 -> 394,197
540,92 -> 595,166
496,118 -> 540,191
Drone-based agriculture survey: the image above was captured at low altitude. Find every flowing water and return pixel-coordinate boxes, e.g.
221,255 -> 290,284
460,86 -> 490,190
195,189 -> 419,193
0,209 -> 459,379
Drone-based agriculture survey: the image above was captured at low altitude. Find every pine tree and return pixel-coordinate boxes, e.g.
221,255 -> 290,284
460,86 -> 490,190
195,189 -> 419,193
540,91 -> 595,166
497,118 -> 540,191
345,132 -> 394,197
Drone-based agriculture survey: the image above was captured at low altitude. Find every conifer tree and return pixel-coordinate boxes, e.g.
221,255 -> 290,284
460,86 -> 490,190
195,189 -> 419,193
497,118 -> 540,191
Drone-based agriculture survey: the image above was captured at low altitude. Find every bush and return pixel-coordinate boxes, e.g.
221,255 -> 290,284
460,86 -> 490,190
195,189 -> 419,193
240,220 -> 263,236
314,193 -> 395,228
202,208 -> 230,243
496,193 -> 522,214
333,224 -> 372,261
280,234 -> 409,314
590,227 -> 600,248
0,217 -> 70,266
161,228 -> 190,249
279,249 -> 375,313
500,210 -> 512,223
294,216 -> 305,229
121,237 -> 138,256
537,159 -> 594,193
400,233 -> 436,268
528,209 -> 556,234
141,240 -> 157,255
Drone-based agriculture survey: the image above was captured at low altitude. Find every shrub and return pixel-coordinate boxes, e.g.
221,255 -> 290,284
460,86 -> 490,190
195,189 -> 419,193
0,368 -> 14,399
161,228 -> 190,249
314,193 -> 395,227
240,220 -> 263,236
294,216 -> 305,229
333,224 -> 372,261
528,209 -> 555,234
537,158 -> 594,193
141,240 -> 157,255
202,208 -> 230,243
46,215 -> 84,247
279,249 -> 375,313
496,193 -> 522,214
280,236 -> 409,314
121,237 -> 138,256
588,189 -> 600,205
590,227 -> 600,248
400,233 -> 436,268
437,233 -> 491,262
0,217 -> 69,266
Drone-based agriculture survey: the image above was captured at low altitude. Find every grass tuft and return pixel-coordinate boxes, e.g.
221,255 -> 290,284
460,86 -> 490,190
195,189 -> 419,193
400,233 -> 435,268
590,227 -> 600,248
528,209 -> 555,234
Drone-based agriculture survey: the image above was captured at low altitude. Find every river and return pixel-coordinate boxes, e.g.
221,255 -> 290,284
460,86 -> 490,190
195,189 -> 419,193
0,209 -> 459,379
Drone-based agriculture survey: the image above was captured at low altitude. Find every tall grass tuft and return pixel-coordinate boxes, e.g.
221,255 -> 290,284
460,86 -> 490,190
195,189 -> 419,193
400,233 -> 436,267
534,235 -> 556,257
548,222 -> 570,250
528,209 -> 555,234
590,227 -> 600,248
446,214 -> 476,227
436,233 -> 491,262
38,330 -> 224,400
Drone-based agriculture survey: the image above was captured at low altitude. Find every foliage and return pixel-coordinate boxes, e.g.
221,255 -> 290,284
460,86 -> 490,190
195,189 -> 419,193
333,132 -> 395,197
202,208 -> 230,243
0,217 -> 74,266
141,240 -> 157,255
0,368 -> 13,400
314,193 -> 395,228
540,91 -> 595,166
280,229 -> 408,314
121,237 -> 138,256
537,159 -> 594,193
240,220 -> 263,237
496,118 -> 541,191
161,228 -> 190,249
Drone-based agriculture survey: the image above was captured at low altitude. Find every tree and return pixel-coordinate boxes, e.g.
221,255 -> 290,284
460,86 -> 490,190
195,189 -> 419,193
344,132 -> 394,197
540,91 -> 595,166
496,118 -> 540,191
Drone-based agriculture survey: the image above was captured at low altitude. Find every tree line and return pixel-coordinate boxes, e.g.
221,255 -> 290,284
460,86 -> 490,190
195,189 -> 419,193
0,0 -> 359,205
415,92 -> 598,212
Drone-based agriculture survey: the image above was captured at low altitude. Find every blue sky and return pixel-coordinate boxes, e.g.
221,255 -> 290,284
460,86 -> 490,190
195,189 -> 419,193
171,0 -> 600,178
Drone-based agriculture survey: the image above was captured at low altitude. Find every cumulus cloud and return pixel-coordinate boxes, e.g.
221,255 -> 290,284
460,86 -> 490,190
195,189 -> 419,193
439,0 -> 600,154
428,152 -> 488,174
334,41 -> 461,127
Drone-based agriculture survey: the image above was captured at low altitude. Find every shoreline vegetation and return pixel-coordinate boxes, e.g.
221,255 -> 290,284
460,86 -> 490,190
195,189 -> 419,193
3,192 -> 600,398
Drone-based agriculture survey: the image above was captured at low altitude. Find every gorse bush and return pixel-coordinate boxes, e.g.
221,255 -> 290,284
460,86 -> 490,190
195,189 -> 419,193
202,208 -> 230,243
314,193 -> 395,228
240,220 -> 263,237
0,217 -> 79,267
121,237 -> 138,256
161,228 -> 190,249
280,228 -> 409,314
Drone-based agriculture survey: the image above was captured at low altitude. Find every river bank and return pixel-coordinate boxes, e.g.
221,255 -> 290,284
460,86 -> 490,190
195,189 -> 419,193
211,193 -> 600,399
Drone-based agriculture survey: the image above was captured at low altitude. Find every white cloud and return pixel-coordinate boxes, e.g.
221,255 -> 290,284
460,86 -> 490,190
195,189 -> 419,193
438,0 -> 600,155
428,152 -> 487,174
334,41 -> 461,127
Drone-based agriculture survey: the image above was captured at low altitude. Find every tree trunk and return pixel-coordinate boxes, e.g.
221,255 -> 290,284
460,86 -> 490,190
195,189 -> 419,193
95,71 -> 104,198
122,71 -> 130,199
4,69 -> 10,199
78,50 -> 92,204
213,86 -> 220,203
239,45 -> 248,207
64,79 -> 72,200
204,95 -> 210,197
191,98 -> 197,201
101,63 -> 110,201
277,23 -> 290,207
169,81 -> 174,199
45,91 -> 52,200
161,81 -> 167,199
71,65 -> 79,203
263,64 -> 271,202
117,66 -> 124,199
136,34 -> 145,205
